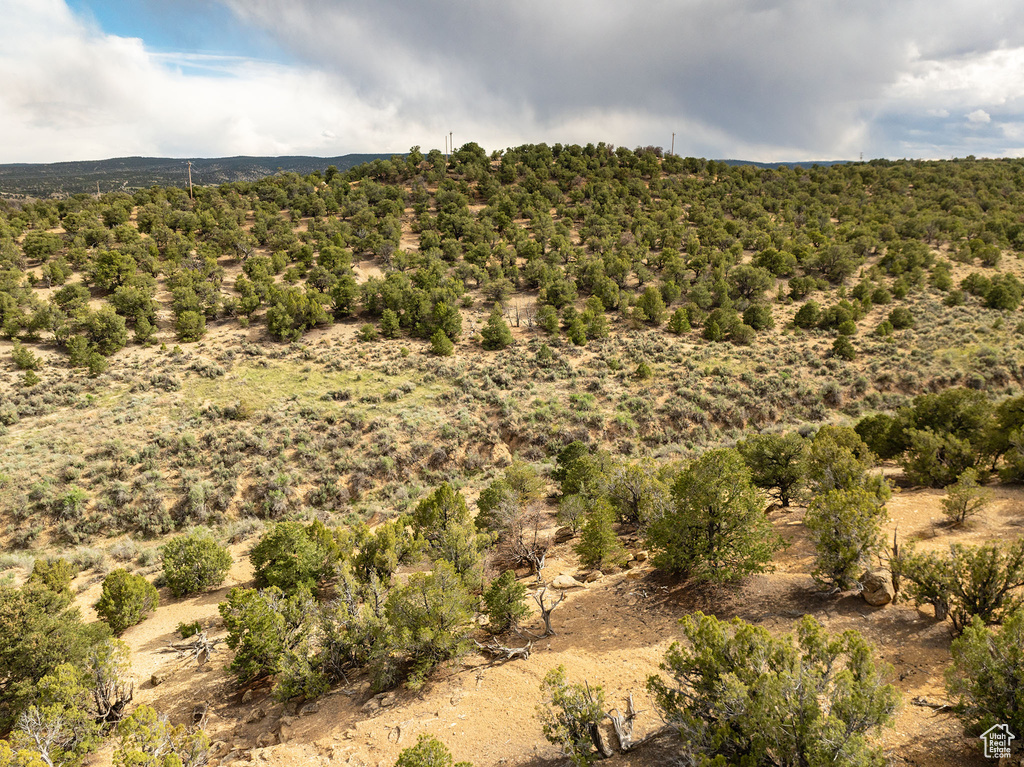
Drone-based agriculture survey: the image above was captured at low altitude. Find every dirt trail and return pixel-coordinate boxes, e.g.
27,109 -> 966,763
73,483 -> 1023,766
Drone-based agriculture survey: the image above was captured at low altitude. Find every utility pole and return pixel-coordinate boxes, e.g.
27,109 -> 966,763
671,133 -> 675,157
187,161 -> 194,199
450,131 -> 453,157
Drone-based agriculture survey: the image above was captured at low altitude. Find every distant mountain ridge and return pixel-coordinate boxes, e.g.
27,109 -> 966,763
0,152 -> 853,199
0,154 -> 400,198
717,159 -> 851,169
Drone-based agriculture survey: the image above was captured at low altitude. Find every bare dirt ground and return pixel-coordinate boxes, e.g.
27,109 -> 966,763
73,483 -> 1021,767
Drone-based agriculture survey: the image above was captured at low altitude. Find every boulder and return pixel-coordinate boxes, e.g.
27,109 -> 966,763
549,574 -> 585,590
150,671 -> 166,687
859,569 -> 895,606
255,731 -> 277,748
583,571 -> 603,583
245,707 -> 266,724
554,527 -> 575,545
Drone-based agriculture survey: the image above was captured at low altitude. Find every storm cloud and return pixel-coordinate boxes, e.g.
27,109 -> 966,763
3,0 -> 1024,162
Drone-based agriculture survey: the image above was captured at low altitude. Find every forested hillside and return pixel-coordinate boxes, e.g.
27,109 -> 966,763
1,144 -> 1023,766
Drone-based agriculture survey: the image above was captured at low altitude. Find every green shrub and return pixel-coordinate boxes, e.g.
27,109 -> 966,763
379,561 -> 474,690
831,335 -> 856,360
84,307 -> 128,356
481,310 -> 514,350
940,468 -> 990,526
94,569 -> 159,634
901,424 -> 976,488
482,570 -> 529,634
805,426 -> 889,499
27,557 -> 77,594
11,341 -> 40,371
394,735 -> 472,767
887,306 -> 915,329
737,433 -> 807,507
636,286 -> 666,325
0,581 -> 110,731
161,529 -> 233,598
667,307 -> 691,334
898,540 -> 1024,633
741,303 -> 774,331
537,665 -> 606,767
177,620 -> 202,638
174,310 -> 206,342
793,300 -> 821,328
114,704 -> 210,766
946,609 -> 1024,738
380,309 -> 400,338
805,488 -> 888,590
358,323 -> 379,342
728,322 -> 756,345
219,586 -> 294,684
644,448 -> 783,581
575,499 -> 625,570
250,521 -> 328,594
430,329 -> 454,356
648,613 -> 899,766
537,304 -> 559,335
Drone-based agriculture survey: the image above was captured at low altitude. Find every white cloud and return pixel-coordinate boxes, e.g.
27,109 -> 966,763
0,0 -> 415,162
3,0 -> 1024,162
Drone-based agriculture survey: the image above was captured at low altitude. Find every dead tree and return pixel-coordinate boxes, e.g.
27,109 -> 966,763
166,632 -> 221,667
495,501 -> 550,584
89,641 -> 134,726
577,681 -> 614,759
527,587 -> 566,638
474,638 -> 533,661
607,693 -> 641,752
882,526 -> 902,598
93,676 -> 134,727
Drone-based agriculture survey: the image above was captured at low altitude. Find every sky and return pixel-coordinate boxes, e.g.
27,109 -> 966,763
2,0 -> 1024,164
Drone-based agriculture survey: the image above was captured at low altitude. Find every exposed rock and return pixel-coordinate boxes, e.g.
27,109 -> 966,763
859,569 -> 895,606
240,689 -> 254,704
549,574 -> 585,590
150,671 -> 166,687
361,690 -> 399,712
553,527 -> 575,544
210,741 -> 232,758
299,701 -> 320,716
245,707 -> 266,724
491,443 -> 513,468
633,550 -> 649,562
255,731 -> 277,748
278,715 -> 297,743
361,697 -> 382,715
583,571 -> 603,583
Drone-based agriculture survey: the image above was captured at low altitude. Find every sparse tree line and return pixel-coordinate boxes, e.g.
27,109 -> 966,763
4,149 -> 1024,382
2,405 -> 1024,765
5,147 -> 1024,763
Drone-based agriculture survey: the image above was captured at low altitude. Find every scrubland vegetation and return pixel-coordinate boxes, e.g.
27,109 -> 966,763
2,145 -> 1024,765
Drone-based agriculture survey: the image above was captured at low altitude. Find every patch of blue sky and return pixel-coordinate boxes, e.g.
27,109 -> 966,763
65,0 -> 289,64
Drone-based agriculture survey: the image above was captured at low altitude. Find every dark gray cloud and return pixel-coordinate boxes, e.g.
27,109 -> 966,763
220,0 -> 1024,159
3,0 -> 1024,162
